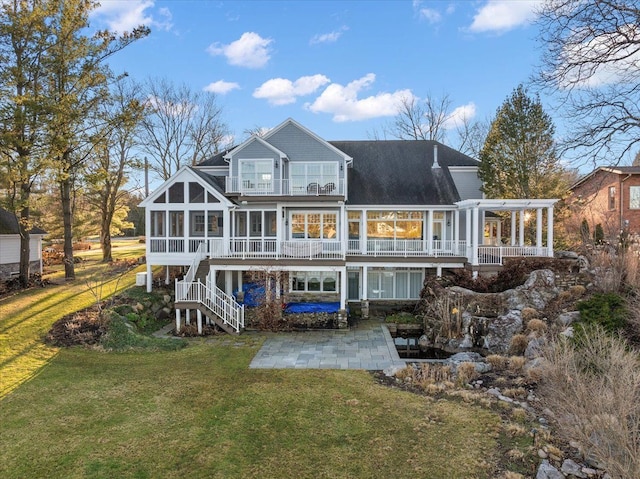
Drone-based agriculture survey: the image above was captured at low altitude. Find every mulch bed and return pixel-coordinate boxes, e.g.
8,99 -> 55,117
45,306 -> 108,347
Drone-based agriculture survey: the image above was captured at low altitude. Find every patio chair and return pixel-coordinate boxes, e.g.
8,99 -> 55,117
322,182 -> 336,194
307,182 -> 319,195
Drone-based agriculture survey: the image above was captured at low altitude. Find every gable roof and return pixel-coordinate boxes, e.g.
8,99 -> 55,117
571,165 -> 640,190
0,207 -> 47,235
330,140 -> 478,206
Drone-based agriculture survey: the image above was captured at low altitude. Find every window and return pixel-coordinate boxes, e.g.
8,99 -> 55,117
367,211 -> 422,239
291,271 -> 338,292
240,160 -> 273,192
190,211 -> 205,236
630,186 -> 640,209
290,162 -> 338,194
169,211 -> 184,237
367,268 -> 423,299
189,183 -> 205,203
348,211 -> 361,239
609,186 -> 616,210
153,192 -> 166,203
168,182 -> 184,203
150,211 -> 165,236
250,211 -> 262,237
207,212 -> 222,237
291,212 -> 337,239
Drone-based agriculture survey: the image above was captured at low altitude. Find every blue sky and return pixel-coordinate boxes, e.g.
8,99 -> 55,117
91,0 -> 547,146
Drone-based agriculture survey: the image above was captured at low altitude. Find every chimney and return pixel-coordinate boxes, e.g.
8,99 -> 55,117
432,144 -> 440,169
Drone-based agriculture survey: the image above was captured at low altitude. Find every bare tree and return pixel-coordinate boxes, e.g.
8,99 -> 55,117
535,0 -> 640,168
388,94 -> 452,142
454,116 -> 490,159
140,79 -> 229,181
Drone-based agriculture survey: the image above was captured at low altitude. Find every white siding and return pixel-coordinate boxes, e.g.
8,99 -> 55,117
0,235 -> 42,264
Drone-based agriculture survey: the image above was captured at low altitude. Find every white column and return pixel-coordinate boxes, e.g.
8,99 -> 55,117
197,309 -> 202,335
454,210 -> 460,254
465,210 -> 471,260
519,210 -> 525,247
362,266 -> 368,300
536,208 -> 543,252
511,211 -> 517,245
237,270 -> 243,291
227,209 -> 233,255
186,309 -> 191,325
547,206 -> 554,257
436,266 -> 442,278
361,209 -> 367,254
426,210 -> 433,255
165,265 -> 170,285
472,207 -> 479,265
176,309 -> 181,333
146,262 -> 152,293
339,267 -> 347,310
497,221 -> 502,246
276,204 -> 283,253
210,268 -> 217,289
225,270 -> 232,295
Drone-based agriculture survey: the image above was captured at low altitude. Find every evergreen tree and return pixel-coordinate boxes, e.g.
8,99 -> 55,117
478,85 -> 568,200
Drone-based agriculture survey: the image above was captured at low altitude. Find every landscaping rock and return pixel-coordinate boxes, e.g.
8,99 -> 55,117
536,460 -> 564,479
561,459 -> 587,478
525,337 -> 546,359
557,311 -> 580,327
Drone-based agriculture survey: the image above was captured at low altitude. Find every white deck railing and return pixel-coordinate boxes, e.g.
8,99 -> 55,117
347,239 -> 467,257
477,246 -> 550,264
225,177 -> 345,196
175,280 -> 244,333
209,239 -> 344,260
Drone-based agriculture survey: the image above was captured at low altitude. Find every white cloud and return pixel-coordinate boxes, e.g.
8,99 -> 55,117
469,0 -> 542,33
145,95 -> 195,117
203,80 -> 240,95
254,75 -> 331,106
419,8 -> 442,24
443,102 -> 477,130
306,73 -> 414,122
310,26 -> 348,45
207,32 -> 273,69
92,0 -> 172,33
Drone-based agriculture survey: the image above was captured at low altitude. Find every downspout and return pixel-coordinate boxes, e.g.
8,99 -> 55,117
620,174 -> 632,232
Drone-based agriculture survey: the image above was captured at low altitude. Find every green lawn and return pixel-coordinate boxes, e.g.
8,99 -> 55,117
0,343 -> 501,479
0,241 -> 146,398
0,240 -> 517,479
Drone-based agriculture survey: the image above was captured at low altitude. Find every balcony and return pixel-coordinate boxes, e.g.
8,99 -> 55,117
225,177 -> 345,197
347,239 -> 467,257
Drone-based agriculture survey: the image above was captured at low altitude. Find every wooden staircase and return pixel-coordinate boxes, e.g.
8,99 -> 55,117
174,244 -> 244,335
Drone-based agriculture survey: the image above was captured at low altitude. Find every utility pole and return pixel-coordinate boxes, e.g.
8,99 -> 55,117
144,156 -> 149,197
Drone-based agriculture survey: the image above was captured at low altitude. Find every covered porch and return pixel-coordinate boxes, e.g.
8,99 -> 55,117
456,199 -> 558,266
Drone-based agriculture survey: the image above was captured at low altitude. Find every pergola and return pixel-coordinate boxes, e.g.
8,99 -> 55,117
455,199 -> 559,266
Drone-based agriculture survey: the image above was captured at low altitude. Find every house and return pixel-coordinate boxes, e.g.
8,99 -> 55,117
569,166 -> 640,240
139,118 -> 558,334
0,207 -> 46,281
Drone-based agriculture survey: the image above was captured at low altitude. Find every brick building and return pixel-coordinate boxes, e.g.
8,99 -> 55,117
569,166 -> 640,239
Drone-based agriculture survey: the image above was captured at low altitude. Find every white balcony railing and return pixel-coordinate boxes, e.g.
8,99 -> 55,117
477,246 -> 549,264
347,239 -> 467,257
225,177 -> 345,196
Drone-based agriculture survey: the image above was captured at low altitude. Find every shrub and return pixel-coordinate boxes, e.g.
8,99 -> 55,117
385,312 -> 421,324
538,328 -> 640,479
509,334 -> 528,356
576,292 -> 627,334
456,362 -> 479,385
507,356 -> 526,373
102,312 -> 187,351
526,319 -> 547,335
486,354 -> 509,371
569,284 -> 586,299
521,307 -> 538,322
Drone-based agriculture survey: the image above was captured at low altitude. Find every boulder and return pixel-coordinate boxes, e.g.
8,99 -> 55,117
561,459 -> 587,478
557,311 -> 580,327
483,310 -> 523,354
536,460 -> 564,479
525,337 -> 546,359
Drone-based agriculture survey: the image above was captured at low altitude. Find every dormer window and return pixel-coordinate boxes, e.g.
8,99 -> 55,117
240,159 -> 273,193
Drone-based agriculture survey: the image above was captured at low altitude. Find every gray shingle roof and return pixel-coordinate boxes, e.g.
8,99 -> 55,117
188,167 -> 227,193
329,140 -> 478,206
0,207 -> 47,235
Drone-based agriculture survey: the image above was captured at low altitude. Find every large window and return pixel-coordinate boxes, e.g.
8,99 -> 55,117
291,212 -> 337,239
291,271 -> 337,292
233,210 -> 276,237
240,160 -> 273,192
150,211 -> 165,236
190,211 -> 205,236
169,211 -> 184,237
348,211 -> 361,239
367,268 -> 422,299
367,211 -> 422,239
290,162 -> 338,194
168,182 -> 184,203
208,211 -> 223,237
630,186 -> 640,209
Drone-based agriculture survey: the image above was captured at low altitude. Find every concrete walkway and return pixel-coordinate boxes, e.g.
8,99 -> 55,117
249,320 -> 406,370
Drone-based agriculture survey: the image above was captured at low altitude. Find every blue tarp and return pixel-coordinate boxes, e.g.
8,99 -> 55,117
233,282 -> 267,308
284,302 -> 341,314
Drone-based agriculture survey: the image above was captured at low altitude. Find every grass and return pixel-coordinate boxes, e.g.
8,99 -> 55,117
0,342 -> 501,479
0,240 -> 146,398
1,238 -> 513,478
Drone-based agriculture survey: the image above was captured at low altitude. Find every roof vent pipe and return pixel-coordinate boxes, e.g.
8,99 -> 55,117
433,144 -> 440,169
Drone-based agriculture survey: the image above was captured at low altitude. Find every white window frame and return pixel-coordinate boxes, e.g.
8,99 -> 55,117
289,211 -> 338,240
290,271 -> 338,293
239,159 -> 274,193
630,186 -> 640,209
290,161 -> 339,194
367,268 -> 423,299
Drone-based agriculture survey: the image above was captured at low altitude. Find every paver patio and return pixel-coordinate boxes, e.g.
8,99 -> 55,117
249,320 -> 406,370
